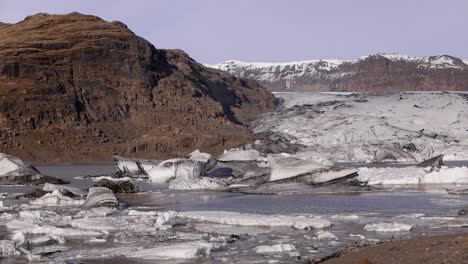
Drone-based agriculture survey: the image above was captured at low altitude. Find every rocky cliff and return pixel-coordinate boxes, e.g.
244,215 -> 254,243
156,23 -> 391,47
0,13 -> 276,163
208,54 -> 468,92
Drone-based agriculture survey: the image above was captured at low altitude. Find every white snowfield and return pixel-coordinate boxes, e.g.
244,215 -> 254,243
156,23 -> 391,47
364,222 -> 413,232
178,211 -> 331,229
253,92 -> 468,163
358,166 -> 468,185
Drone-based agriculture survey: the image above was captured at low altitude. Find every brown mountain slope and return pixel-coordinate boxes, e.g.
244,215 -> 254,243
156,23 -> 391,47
0,13 -> 276,163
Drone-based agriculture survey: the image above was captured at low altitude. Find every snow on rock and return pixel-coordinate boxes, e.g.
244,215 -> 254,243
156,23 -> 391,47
125,242 -> 214,260
358,166 -> 468,185
314,230 -> 338,240
364,222 -> 413,232
30,190 -> 84,207
255,244 -> 296,254
252,92 -> 468,163
0,240 -> 19,256
217,149 -> 260,162
178,211 -> 331,229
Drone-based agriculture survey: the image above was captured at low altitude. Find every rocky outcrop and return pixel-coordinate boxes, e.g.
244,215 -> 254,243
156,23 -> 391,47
0,13 -> 276,163
209,54 -> 468,92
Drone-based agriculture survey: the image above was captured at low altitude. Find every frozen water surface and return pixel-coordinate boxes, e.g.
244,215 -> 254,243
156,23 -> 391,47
2,165 -> 468,263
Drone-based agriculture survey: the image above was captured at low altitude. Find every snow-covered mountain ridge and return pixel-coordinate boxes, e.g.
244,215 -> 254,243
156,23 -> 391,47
207,54 -> 468,92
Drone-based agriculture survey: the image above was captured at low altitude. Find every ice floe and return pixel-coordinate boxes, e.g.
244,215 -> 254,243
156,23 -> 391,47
255,243 -> 296,254
178,211 -> 331,229
364,222 -> 413,232
125,241 -> 214,259
314,230 -> 338,240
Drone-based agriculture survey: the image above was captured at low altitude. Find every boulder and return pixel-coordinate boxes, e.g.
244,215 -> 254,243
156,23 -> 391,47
94,179 -> 138,193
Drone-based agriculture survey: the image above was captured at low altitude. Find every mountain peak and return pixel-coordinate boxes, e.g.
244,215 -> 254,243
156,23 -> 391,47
209,54 -> 468,92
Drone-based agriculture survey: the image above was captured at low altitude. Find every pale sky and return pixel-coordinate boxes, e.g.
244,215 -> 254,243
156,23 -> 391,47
1,0 -> 467,64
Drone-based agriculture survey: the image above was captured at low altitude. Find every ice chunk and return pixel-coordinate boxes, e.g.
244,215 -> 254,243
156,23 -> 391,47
255,244 -> 296,254
267,155 -> 357,184
82,187 -> 118,208
125,242 -> 214,259
42,183 -> 87,197
217,149 -> 260,162
7,220 -> 103,237
30,190 -> 84,207
155,211 -> 177,227
147,159 -> 206,184
0,240 -> 18,256
358,166 -> 468,185
113,155 -> 143,175
364,222 -> 413,232
268,155 -> 330,182
314,230 -> 338,240
0,153 -> 26,175
188,150 -> 216,171
168,177 -> 225,190
128,210 -> 158,216
178,211 -> 331,229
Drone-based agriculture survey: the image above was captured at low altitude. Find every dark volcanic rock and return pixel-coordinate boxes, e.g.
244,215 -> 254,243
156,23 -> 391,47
94,178 -> 138,193
0,13 -> 276,163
